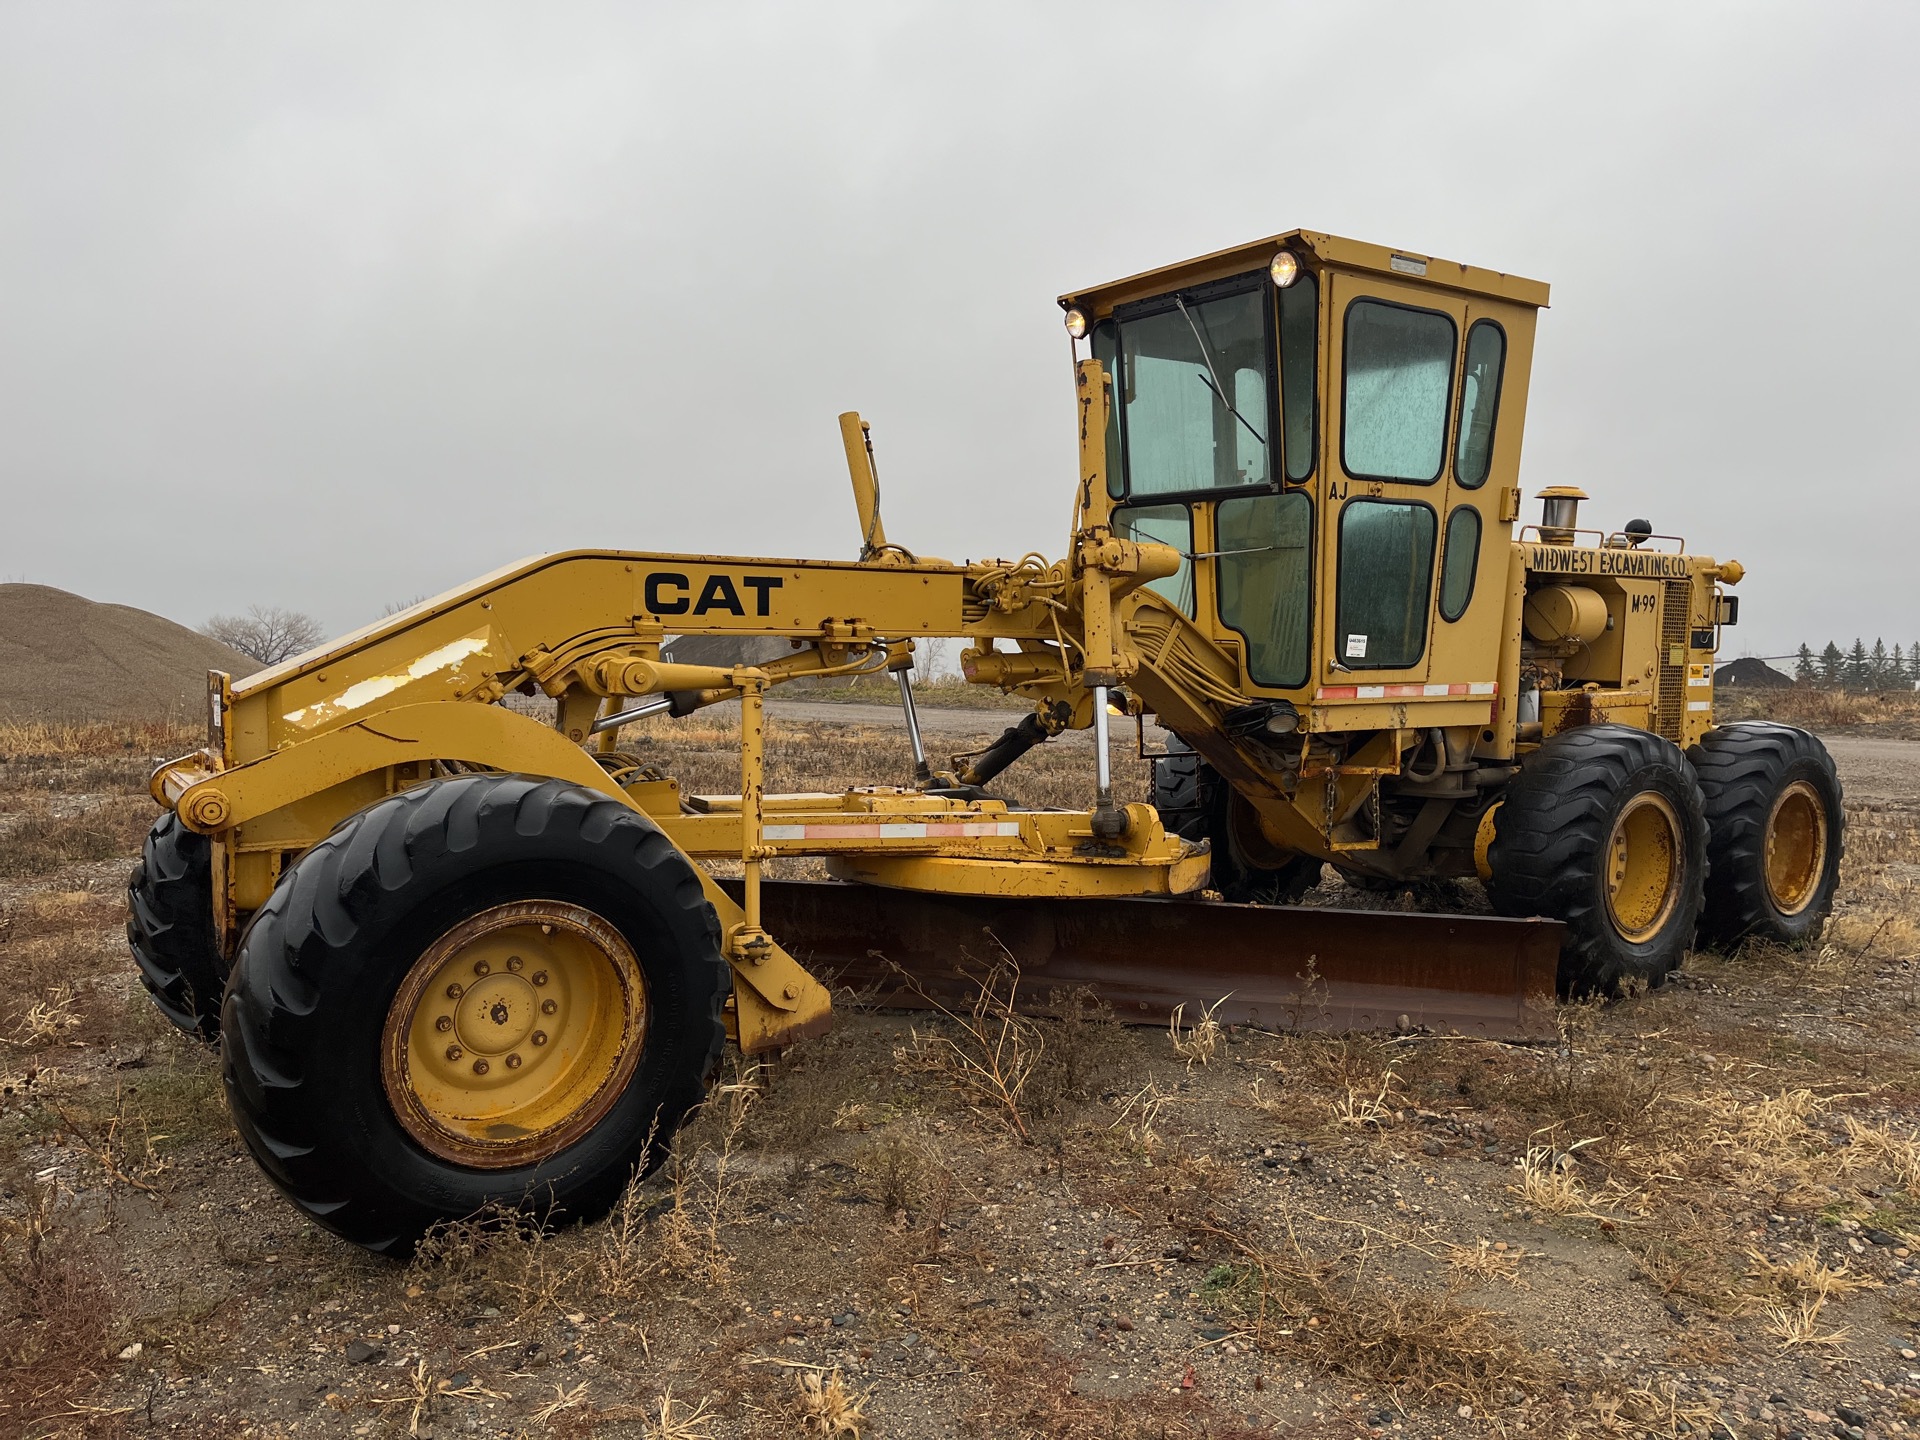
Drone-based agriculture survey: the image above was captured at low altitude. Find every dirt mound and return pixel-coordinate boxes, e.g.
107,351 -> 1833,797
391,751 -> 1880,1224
0,584 -> 259,724
1714,656 -> 1793,689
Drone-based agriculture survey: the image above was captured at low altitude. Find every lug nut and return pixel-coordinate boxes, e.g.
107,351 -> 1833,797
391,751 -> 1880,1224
541,999 -> 557,1015
473,959 -> 491,976
435,1016 -> 453,1033
531,1031 -> 548,1047
505,1054 -> 523,1070
445,983 -> 464,1000
532,971 -> 548,986
506,955 -> 523,972
473,1059 -> 490,1075
445,1045 -> 463,1061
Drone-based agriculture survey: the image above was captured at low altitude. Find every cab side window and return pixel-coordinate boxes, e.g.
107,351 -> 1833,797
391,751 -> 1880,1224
1342,301 -> 1456,483
1216,492 -> 1313,687
1438,506 -> 1482,621
1454,322 -> 1506,488
1278,272 -> 1318,483
1112,504 -> 1194,616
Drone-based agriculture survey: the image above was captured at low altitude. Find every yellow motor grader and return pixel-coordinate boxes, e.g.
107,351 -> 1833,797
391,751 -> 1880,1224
127,230 -> 1844,1253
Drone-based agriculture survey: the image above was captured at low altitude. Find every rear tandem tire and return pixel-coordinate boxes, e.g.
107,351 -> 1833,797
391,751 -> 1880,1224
125,811 -> 226,1041
219,773 -> 730,1256
1487,725 -> 1708,995
1689,722 -> 1844,949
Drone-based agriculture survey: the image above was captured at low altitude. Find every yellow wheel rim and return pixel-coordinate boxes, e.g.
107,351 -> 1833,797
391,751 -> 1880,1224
381,901 -> 646,1169
1603,793 -> 1683,944
1763,780 -> 1828,917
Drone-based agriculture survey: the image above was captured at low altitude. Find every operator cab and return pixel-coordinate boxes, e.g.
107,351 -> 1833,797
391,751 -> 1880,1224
1061,231 -> 1547,703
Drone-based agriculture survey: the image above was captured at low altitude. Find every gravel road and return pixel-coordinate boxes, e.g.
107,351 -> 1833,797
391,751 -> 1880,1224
1823,733 -> 1920,805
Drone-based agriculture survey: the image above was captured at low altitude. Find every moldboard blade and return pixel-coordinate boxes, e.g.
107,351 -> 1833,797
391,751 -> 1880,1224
723,879 -> 1562,1041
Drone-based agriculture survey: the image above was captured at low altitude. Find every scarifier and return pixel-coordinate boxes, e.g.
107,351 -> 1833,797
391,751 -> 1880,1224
126,230 -> 1844,1253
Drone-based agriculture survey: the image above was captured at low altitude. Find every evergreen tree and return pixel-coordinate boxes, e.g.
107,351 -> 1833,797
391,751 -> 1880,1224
1820,641 -> 1845,686
1795,644 -> 1817,683
1896,644 -> 1907,690
1872,639 -> 1891,690
1911,642 -> 1920,684
1847,639 -> 1871,690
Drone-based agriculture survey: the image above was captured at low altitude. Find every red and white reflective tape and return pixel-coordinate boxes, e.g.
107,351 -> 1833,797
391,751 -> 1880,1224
1314,681 -> 1498,701
762,821 -> 1024,841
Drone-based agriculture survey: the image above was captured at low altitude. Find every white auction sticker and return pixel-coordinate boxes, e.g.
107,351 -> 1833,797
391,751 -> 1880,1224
1345,634 -> 1369,658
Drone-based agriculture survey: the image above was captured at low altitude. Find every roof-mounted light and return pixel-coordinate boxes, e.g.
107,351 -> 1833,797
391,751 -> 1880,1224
1268,250 -> 1301,288
1063,306 -> 1090,340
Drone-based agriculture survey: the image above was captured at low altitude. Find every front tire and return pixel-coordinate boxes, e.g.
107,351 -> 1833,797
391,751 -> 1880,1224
126,811 -> 226,1040
220,774 -> 729,1255
1689,722 -> 1843,948
1487,725 -> 1708,994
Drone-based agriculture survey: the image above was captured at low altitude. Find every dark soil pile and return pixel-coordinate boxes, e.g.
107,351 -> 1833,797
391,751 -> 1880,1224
1714,655 -> 1794,688
0,584 -> 259,723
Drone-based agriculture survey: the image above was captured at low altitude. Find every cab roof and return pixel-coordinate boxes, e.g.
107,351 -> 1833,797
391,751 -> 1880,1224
1059,229 -> 1551,318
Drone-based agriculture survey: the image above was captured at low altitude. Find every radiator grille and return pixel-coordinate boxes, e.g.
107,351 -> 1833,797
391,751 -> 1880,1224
1654,580 -> 1691,742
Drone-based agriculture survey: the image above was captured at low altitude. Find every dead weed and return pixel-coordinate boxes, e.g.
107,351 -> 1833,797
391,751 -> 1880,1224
0,1178 -> 119,1434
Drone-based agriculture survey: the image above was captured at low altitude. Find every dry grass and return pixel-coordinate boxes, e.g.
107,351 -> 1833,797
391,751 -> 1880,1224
1331,1067 -> 1402,1131
637,1388 -> 717,1438
1760,1295 -> 1852,1348
404,1072 -> 777,1330
792,1365 -> 872,1436
1719,686 -> 1920,733
1515,1141 -> 1595,1214
1842,1116 -> 1920,1190
0,1179 -> 119,1434
1591,1378 -> 1730,1439
651,1065 -> 764,1287
1747,1246 -> 1875,1308
894,956 -> 1047,1142
0,907 -> 132,1048
0,795 -> 151,877
1167,995 -> 1227,1068
1195,1215 -> 1553,1410
1444,1239 -> 1527,1287
0,719 -> 200,761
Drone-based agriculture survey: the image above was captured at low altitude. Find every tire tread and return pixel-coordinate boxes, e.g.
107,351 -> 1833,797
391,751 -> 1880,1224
1487,725 -> 1708,993
125,811 -> 225,1040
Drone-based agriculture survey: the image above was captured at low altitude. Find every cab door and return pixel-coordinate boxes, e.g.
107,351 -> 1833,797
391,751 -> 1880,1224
1322,274 -> 1469,688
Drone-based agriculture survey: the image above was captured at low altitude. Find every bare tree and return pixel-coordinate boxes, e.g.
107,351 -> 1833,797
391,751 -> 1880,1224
914,636 -> 949,684
202,605 -> 325,665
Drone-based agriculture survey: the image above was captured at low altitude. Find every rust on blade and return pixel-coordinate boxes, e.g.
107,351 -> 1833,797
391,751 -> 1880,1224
722,879 -> 1562,1042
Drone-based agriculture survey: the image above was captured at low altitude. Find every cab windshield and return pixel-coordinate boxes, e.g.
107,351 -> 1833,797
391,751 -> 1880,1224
1105,284 -> 1273,496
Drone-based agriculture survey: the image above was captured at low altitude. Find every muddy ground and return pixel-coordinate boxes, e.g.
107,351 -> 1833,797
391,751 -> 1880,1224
3,704 -> 1919,1439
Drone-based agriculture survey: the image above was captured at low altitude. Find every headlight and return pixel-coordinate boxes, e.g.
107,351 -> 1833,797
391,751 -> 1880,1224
1268,250 -> 1301,288
1063,306 -> 1090,339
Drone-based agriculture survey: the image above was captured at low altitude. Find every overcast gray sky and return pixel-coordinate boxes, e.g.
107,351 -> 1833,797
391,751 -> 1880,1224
2,2 -> 1914,662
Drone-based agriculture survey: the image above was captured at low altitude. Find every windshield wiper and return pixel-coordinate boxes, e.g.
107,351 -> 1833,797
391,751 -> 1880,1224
1174,295 -> 1266,446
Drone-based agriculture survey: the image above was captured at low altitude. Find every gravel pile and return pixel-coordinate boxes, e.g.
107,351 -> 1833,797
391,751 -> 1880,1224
0,583 -> 258,723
